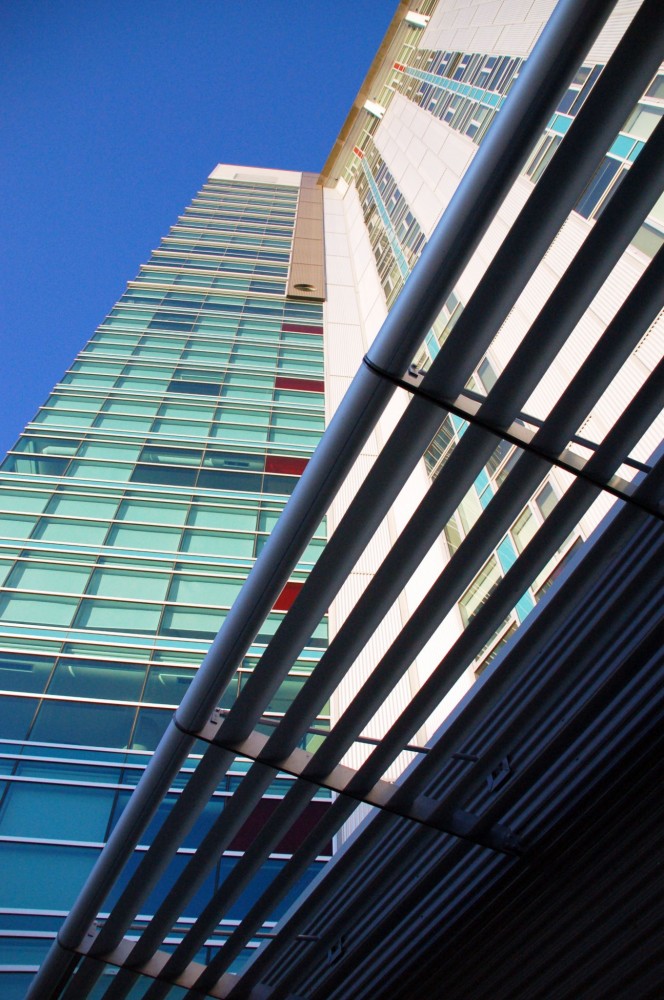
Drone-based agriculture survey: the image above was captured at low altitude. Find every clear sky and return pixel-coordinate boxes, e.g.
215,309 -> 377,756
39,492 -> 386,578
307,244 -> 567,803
0,1 -> 395,458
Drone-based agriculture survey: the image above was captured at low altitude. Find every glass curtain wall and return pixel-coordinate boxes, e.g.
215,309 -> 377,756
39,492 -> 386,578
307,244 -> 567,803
0,175 -> 330,992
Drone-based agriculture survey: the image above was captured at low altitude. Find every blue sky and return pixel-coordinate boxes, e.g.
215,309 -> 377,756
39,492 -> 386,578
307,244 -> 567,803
0,1 -> 395,458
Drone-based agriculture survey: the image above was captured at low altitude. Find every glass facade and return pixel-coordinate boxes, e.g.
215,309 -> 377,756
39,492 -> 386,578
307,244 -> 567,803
0,175 -> 331,990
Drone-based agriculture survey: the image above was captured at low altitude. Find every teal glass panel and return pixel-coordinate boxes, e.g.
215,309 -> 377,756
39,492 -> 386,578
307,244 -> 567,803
168,574 -> 242,607
14,435 -> 79,456
30,699 -> 136,748
0,489 -> 50,513
516,590 -> 535,622
152,418 -> 211,437
47,393 -> 100,411
143,667 -> 193,705
0,695 -> 37,738
496,536 -> 517,573
34,408 -> 95,427
46,494 -> 120,519
106,524 -> 182,551
74,599 -> 162,633
0,842 -> 98,908
188,505 -> 257,531
5,561 -> 90,594
0,652 -> 54,692
222,384 -> 273,400
180,528 -> 249,558
3,974 -> 41,999
101,399 -> 160,416
78,441 -> 142,463
160,606 -> 224,639
48,659 -> 146,700
0,783 -> 115,841
131,707 -> 172,750
0,938 -> 53,964
2,453 -> 70,475
157,402 -> 216,420
117,498 -> 189,525
86,568 -> 170,601
93,414 -> 153,432
210,423 -> 268,443
32,518 -> 109,545
258,510 -> 281,532
267,674 -> 306,713
0,593 -> 78,626
0,514 -> 39,539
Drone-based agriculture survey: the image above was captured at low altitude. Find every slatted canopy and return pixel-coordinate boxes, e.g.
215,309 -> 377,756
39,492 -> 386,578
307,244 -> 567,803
27,0 -> 664,996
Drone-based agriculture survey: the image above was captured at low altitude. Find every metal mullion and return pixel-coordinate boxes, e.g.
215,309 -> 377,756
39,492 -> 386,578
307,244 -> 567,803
419,0 -> 664,402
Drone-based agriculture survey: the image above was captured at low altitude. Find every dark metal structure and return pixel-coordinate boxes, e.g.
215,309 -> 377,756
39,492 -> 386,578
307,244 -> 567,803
27,0 -> 664,996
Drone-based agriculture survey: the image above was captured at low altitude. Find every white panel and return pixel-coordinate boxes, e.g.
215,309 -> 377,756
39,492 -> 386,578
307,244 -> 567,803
208,163 -> 301,186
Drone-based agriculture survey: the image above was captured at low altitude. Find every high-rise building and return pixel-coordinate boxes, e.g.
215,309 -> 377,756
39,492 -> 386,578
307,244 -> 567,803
5,1 -> 664,997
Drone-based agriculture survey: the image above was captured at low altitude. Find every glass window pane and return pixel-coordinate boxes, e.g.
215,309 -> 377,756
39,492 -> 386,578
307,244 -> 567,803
117,499 -> 189,525
5,562 -> 90,594
0,695 -> 37,738
0,593 -> 78,626
0,514 -> 39,539
0,842 -> 98,908
188,505 -> 257,531
0,783 -> 115,841
0,489 -> 50,514
168,574 -> 242,607
180,528 -> 252,557
30,699 -> 136,747
106,524 -> 182,552
46,495 -> 120,519
32,518 -> 109,545
0,652 -> 55,693
74,599 -> 162,633
160,606 -> 224,639
48,659 -> 146,700
86,568 -> 170,601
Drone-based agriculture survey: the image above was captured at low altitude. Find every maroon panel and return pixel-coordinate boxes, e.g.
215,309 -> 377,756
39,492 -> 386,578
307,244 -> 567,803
275,376 -> 324,393
281,322 -> 324,335
266,455 -> 308,476
273,580 -> 303,611
229,798 -> 332,854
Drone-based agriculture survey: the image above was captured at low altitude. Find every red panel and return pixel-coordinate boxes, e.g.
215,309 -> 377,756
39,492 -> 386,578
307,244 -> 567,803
275,376 -> 324,393
394,62 -> 406,71
266,455 -> 309,476
229,798 -> 332,853
282,322 -> 324,335
353,146 -> 365,158
273,580 -> 303,612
